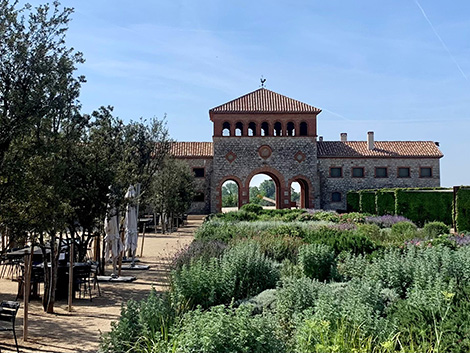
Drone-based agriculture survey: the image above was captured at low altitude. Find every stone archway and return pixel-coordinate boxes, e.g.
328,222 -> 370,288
244,167 -> 286,209
217,176 -> 243,211
288,175 -> 314,209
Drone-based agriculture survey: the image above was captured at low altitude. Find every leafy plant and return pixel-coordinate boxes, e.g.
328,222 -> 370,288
298,243 -> 336,281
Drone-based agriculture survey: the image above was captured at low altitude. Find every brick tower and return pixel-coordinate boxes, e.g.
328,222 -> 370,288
209,88 -> 322,213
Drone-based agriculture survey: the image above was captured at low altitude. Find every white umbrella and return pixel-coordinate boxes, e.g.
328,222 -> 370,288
124,185 -> 138,263
104,207 -> 122,276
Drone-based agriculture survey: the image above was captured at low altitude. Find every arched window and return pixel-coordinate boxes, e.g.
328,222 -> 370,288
248,122 -> 256,136
261,122 -> 269,136
299,122 -> 308,136
222,122 -> 231,136
287,122 -> 295,136
274,122 -> 282,136
235,122 -> 243,136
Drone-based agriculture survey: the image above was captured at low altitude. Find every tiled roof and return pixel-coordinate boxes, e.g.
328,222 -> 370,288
317,141 -> 443,158
210,88 -> 321,114
170,142 -> 213,158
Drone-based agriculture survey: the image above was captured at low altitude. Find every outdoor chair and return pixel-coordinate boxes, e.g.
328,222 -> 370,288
73,264 -> 92,301
89,261 -> 101,297
0,301 -> 20,353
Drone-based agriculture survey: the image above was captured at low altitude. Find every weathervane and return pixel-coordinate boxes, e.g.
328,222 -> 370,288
260,76 -> 266,88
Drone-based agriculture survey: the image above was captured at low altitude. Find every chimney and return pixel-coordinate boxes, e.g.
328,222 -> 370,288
367,131 -> 374,150
340,133 -> 347,142
319,136 -> 323,142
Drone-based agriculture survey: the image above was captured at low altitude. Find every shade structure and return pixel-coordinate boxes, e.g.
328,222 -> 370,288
104,207 -> 122,260
124,185 -> 138,253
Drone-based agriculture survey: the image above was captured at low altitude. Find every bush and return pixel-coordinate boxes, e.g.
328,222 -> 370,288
347,191 -> 360,212
355,224 -> 381,242
174,305 -> 284,353
376,189 -> 396,216
456,188 -> 470,232
170,240 -> 227,271
170,241 -> 279,308
240,203 -> 264,214
395,189 -> 453,227
365,215 -> 412,228
390,221 -> 418,241
253,233 -> 305,262
298,243 -> 336,281
359,190 -> 376,214
422,221 -> 450,238
100,289 -> 175,353
304,226 -> 378,256
276,277 -> 323,331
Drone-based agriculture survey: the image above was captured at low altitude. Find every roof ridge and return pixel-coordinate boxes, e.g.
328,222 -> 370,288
210,88 -> 321,113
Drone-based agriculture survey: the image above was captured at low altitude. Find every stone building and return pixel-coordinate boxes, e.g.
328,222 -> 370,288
171,88 -> 443,214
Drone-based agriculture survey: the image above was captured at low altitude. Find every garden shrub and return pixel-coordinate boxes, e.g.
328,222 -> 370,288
365,215 -> 411,228
422,221 -> 450,238
376,189 -> 396,215
338,212 -> 367,224
296,279 -> 396,345
355,224 -> 381,242
395,189 -> 453,226
174,305 -> 284,353
347,191 -> 360,212
276,277 -> 323,331
304,226 -> 378,255
100,290 -> 175,353
253,233 -> 305,262
390,221 -> 418,241
298,243 -> 336,281
456,187 -> 470,232
171,241 -> 279,308
268,223 -> 306,238
240,202 -> 264,214
170,240 -> 227,271
359,190 -> 376,214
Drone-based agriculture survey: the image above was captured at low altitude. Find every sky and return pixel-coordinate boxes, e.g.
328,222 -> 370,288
19,0 -> 470,187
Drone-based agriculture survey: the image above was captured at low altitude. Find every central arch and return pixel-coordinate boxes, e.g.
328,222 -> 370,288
245,167 -> 286,209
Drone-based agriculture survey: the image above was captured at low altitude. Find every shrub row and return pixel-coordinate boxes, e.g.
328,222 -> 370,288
348,188 -> 454,226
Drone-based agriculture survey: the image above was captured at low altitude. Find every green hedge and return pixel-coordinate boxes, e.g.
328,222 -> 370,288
456,188 -> 470,232
359,190 -> 376,214
376,190 -> 396,215
395,189 -> 453,227
347,191 -> 360,212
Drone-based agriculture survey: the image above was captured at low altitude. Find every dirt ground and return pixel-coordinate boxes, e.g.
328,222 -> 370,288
0,218 -> 201,353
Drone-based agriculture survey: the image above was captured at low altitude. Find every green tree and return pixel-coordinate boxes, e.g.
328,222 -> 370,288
222,182 -> 238,207
259,179 -> 276,200
249,186 -> 263,205
150,157 -> 194,233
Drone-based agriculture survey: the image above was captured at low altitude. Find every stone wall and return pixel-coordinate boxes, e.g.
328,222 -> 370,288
318,157 -> 441,210
211,136 -> 319,213
176,157 -> 213,214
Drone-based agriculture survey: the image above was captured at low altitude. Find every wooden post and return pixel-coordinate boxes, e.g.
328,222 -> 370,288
23,244 -> 33,341
140,223 -> 146,258
68,240 -> 74,312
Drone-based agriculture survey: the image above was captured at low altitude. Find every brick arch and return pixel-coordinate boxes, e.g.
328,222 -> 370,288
245,167 -> 287,209
217,176 -> 243,211
288,175 -> 315,209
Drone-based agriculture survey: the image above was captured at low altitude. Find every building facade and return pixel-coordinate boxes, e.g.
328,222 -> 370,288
171,88 -> 443,214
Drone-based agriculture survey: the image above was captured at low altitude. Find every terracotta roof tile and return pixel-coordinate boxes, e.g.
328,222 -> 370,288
170,142 -> 213,158
317,141 -> 443,158
210,88 -> 321,114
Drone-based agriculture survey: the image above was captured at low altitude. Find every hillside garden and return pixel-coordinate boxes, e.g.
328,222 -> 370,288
101,205 -> 470,353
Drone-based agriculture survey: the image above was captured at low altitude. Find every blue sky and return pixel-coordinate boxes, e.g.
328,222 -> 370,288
21,0 -> 470,187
